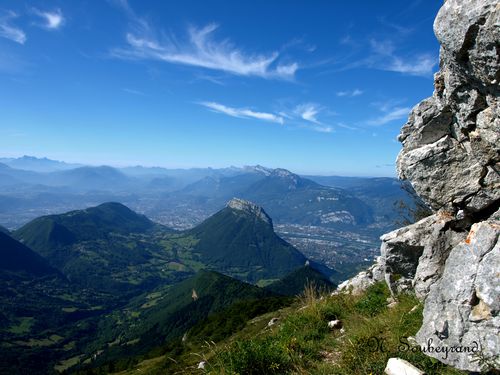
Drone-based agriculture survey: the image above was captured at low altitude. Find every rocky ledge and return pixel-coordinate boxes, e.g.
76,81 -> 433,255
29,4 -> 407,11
339,0 -> 499,371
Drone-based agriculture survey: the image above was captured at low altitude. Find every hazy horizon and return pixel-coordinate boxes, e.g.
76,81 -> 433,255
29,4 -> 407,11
0,153 -> 401,177
1,0 -> 441,176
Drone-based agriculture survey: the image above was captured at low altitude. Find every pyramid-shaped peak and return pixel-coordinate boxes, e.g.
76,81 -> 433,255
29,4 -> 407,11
227,198 -> 272,225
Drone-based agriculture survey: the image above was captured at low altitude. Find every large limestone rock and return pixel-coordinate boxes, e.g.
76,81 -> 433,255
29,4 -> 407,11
397,0 -> 499,213
337,2 -> 499,370
381,0 -> 500,371
380,212 -> 467,299
416,219 -> 500,371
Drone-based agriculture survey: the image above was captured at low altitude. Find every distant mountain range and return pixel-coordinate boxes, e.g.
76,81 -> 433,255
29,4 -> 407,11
0,156 -> 417,229
0,155 -> 82,172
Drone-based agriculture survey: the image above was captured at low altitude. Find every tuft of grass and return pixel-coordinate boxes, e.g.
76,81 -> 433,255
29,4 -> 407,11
353,281 -> 390,316
299,281 -> 320,308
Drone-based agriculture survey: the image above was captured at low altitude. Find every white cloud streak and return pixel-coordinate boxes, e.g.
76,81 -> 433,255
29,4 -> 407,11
387,54 -> 436,76
113,19 -> 298,80
200,102 -> 284,124
33,8 -> 65,30
293,103 -> 334,133
199,101 -> 335,133
336,89 -> 363,97
0,11 -> 26,44
294,103 -> 321,124
366,106 -> 410,126
369,39 -> 436,77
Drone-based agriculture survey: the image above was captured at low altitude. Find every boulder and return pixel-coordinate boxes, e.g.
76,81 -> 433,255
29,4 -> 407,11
416,220 -> 500,371
335,258 -> 384,295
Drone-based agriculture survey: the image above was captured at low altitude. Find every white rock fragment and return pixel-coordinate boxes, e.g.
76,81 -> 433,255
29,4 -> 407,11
327,320 -> 342,329
384,358 -> 424,375
197,361 -> 206,369
267,317 -> 279,327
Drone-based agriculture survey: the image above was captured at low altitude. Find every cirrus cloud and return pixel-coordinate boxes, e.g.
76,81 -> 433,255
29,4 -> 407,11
32,8 -> 65,30
200,102 -> 284,124
0,11 -> 26,44
113,20 -> 298,80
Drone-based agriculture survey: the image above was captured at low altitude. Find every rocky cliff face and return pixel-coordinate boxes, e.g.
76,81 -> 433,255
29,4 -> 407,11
339,0 -> 499,371
392,0 -> 499,370
397,0 -> 499,214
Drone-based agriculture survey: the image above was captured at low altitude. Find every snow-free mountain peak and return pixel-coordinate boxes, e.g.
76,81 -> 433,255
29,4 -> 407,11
227,198 -> 273,226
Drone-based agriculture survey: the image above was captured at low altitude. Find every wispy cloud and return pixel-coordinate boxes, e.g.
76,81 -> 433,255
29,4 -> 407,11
336,89 -> 363,97
294,103 -> 322,124
310,125 -> 333,133
366,106 -> 410,126
32,8 -> 65,30
293,103 -> 334,133
0,11 -> 26,44
123,88 -> 145,96
112,6 -> 298,80
199,101 -> 335,133
200,102 -> 284,124
334,38 -> 437,78
386,54 -> 436,76
368,39 -> 436,77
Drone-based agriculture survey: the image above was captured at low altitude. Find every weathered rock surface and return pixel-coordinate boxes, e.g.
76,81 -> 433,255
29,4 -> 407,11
397,0 -> 499,213
335,257 -> 384,295
337,0 -> 500,371
227,198 -> 273,225
339,0 -> 500,371
394,0 -> 500,371
416,219 -> 500,371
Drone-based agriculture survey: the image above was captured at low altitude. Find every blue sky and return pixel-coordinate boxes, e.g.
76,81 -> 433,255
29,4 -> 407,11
0,0 -> 442,176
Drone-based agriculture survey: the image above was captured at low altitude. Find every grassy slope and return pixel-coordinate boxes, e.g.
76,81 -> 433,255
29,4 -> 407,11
67,271 -> 291,374
118,283 -> 466,375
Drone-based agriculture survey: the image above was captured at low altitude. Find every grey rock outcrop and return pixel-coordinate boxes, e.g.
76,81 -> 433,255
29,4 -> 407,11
335,257 -> 384,295
387,0 -> 500,371
416,218 -> 500,371
227,198 -> 273,226
397,0 -> 499,213
337,0 -> 500,371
